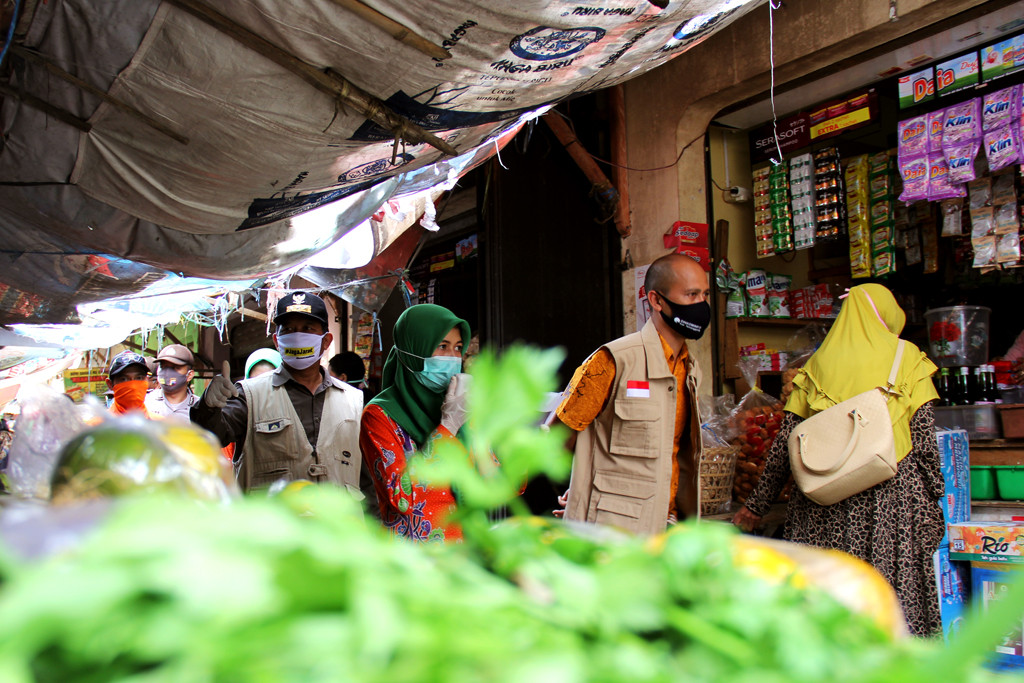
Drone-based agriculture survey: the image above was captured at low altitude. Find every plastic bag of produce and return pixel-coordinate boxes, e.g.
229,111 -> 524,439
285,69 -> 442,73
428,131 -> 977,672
729,357 -> 785,505
699,394 -> 739,516
5,384 -> 90,499
50,415 -> 240,503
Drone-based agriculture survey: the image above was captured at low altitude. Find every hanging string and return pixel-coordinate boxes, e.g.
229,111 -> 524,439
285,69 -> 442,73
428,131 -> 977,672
494,139 -> 508,170
371,311 -> 384,352
767,0 -> 785,166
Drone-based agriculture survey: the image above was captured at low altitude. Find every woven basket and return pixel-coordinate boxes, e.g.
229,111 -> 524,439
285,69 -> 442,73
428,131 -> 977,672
700,446 -> 738,516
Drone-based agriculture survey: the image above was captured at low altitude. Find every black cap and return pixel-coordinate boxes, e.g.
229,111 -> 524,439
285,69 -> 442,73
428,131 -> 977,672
273,292 -> 329,326
108,351 -> 149,379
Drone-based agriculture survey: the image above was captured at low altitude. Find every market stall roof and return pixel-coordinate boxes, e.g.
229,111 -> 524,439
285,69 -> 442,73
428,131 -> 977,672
0,0 -> 763,330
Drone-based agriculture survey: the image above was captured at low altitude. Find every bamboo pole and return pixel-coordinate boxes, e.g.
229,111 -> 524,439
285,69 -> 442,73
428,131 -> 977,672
11,45 -> 189,144
0,82 -> 91,132
327,0 -> 449,61
166,0 -> 457,157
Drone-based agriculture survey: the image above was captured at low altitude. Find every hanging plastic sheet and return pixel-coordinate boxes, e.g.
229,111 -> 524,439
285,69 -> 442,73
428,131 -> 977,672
0,0 -> 763,324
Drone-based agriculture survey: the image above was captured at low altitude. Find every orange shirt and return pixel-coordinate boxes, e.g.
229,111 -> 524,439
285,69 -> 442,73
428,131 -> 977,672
556,334 -> 689,517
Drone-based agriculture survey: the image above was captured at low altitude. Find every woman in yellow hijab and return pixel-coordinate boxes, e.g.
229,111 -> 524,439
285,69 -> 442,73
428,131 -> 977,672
733,284 -> 945,637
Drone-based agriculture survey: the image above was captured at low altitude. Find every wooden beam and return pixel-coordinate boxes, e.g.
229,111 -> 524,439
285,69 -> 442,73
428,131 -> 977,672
608,84 -> 631,238
11,45 -> 189,145
166,0 -> 457,157
236,307 -> 268,322
543,111 -> 625,236
327,0 -> 450,61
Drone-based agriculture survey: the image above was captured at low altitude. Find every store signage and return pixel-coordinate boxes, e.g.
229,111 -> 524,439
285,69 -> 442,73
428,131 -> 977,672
749,112 -> 810,163
981,34 -> 1024,81
935,52 -> 979,97
810,106 -> 871,138
64,368 -> 108,399
898,66 -> 935,109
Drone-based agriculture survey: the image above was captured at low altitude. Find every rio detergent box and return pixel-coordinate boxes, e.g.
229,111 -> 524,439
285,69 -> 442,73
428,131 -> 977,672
949,522 -> 1024,563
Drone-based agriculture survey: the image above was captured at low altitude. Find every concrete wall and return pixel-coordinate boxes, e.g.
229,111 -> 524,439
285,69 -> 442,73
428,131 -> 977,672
620,0 -> 994,387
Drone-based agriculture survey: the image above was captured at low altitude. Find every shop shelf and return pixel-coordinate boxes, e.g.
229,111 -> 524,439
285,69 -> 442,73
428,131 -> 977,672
971,466 -> 996,500
935,405 -> 1001,440
994,466 -> 1024,501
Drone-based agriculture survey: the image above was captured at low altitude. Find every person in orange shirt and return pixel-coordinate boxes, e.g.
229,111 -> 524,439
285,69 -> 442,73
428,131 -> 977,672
105,351 -> 152,417
555,253 -> 710,534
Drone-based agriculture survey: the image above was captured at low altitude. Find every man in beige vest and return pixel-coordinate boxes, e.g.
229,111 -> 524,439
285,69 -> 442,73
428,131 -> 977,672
556,254 -> 709,534
191,293 -> 365,497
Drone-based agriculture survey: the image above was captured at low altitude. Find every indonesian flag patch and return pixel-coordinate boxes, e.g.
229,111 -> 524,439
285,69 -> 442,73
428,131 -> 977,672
625,380 -> 650,398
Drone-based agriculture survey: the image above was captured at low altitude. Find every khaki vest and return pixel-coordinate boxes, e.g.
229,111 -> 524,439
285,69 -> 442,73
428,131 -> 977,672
565,319 -> 703,535
238,372 -> 363,492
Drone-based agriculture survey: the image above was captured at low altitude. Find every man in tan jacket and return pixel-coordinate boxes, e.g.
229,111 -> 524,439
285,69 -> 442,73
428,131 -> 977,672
556,254 -> 709,534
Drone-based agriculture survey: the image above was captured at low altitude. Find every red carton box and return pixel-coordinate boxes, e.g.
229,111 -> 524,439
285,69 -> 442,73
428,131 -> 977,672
677,246 -> 712,272
664,221 -> 710,249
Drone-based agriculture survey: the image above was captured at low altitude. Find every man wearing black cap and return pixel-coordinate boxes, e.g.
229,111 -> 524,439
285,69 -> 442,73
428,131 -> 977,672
106,350 -> 152,416
191,293 -> 366,499
145,344 -> 200,422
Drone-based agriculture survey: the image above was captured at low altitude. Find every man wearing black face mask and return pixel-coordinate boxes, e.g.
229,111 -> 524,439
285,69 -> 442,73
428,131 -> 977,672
145,344 -> 200,422
555,253 -> 711,535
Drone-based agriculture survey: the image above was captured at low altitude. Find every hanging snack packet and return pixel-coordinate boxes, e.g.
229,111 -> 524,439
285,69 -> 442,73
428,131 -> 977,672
898,116 -> 928,158
998,233 -> 1021,264
945,141 -> 979,184
872,248 -> 895,276
982,86 -> 1015,132
850,243 -> 872,279
984,124 -> 1020,172
940,198 -> 964,237
871,223 -> 894,252
968,177 -> 993,209
927,153 -> 966,201
993,172 -> 1017,205
927,109 -> 946,152
942,98 -> 981,147
972,234 -> 997,268
744,269 -> 770,318
768,274 -> 791,318
869,151 -> 893,176
898,155 -> 929,203
995,201 -> 1020,234
970,206 -> 995,237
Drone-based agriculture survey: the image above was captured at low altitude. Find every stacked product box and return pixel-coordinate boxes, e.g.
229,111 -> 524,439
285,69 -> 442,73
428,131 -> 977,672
769,162 -> 794,254
789,284 -> 837,319
814,146 -> 846,240
933,429 -> 971,643
738,343 -> 789,371
949,521 -> 1024,669
753,166 -> 774,259
789,153 -> 816,250
846,154 -> 871,278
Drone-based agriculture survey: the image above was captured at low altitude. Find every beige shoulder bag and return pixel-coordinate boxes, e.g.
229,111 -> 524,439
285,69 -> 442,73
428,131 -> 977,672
788,340 -> 905,506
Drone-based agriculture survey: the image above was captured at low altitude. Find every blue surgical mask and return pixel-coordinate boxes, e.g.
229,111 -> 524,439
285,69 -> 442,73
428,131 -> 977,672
397,348 -> 462,392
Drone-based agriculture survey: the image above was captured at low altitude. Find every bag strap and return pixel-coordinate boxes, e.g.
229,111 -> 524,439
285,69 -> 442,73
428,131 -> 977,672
883,340 -> 906,394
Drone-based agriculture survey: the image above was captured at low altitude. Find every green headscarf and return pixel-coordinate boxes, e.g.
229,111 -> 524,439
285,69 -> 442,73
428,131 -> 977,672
369,304 -> 471,446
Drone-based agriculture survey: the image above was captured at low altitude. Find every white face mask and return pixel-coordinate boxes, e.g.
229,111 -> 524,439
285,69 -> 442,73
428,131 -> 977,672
276,332 -> 326,370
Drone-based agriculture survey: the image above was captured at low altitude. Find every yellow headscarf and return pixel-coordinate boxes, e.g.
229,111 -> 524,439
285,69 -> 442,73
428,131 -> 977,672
785,284 -> 939,461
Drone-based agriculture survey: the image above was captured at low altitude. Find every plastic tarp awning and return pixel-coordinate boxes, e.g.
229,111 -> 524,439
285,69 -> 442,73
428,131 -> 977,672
0,0 -> 762,326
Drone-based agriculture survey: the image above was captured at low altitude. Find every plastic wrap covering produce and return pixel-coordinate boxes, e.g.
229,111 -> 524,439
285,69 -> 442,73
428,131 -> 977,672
0,343 -> 1016,680
698,393 -> 739,516
729,356 -> 791,505
0,0 -> 762,324
50,416 -> 240,503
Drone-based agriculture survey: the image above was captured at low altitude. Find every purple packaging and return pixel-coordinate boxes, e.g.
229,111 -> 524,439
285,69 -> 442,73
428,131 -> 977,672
984,124 -> 1021,172
942,98 -> 981,147
928,153 -> 966,201
983,86 -> 1015,132
945,141 -> 979,184
898,155 -> 929,203
927,108 -> 946,154
898,115 -> 928,158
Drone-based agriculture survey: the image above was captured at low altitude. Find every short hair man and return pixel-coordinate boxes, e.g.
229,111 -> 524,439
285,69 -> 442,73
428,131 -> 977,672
106,351 -> 152,416
328,351 -> 366,386
145,344 -> 200,422
556,253 -> 711,534
191,293 -> 366,498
